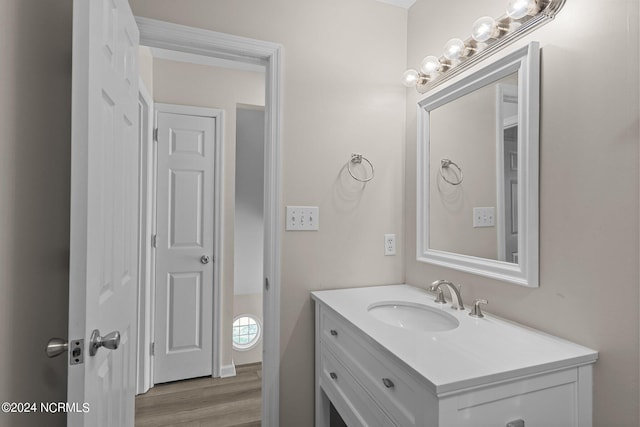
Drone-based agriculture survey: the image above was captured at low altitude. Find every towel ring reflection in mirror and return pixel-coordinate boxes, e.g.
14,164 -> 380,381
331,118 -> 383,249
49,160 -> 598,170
439,158 -> 463,185
348,153 -> 375,183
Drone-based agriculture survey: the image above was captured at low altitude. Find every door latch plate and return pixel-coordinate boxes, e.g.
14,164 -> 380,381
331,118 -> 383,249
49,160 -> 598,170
70,339 -> 84,365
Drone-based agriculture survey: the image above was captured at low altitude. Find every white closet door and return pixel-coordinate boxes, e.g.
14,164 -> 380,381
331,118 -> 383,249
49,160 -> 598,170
154,109 -> 216,383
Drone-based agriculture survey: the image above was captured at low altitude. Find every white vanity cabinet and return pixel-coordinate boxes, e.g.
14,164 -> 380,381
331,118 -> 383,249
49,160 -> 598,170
312,285 -> 598,427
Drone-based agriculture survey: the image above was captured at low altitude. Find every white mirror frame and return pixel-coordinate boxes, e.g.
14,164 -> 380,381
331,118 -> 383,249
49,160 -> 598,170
416,42 -> 540,287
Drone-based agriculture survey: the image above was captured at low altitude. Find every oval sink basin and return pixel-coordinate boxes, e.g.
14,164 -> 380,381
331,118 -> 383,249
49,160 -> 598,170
367,301 -> 459,332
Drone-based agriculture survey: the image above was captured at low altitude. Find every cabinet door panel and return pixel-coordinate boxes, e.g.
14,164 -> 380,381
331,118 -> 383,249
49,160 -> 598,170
442,381 -> 577,427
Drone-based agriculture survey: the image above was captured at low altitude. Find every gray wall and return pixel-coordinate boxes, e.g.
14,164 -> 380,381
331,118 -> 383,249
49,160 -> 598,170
0,1 -> 72,426
234,107 -> 265,296
233,107 -> 265,366
405,1 -> 640,426
428,77 -> 500,259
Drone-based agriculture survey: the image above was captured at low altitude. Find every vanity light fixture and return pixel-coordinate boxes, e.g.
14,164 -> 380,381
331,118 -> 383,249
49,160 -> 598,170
506,0 -> 540,19
471,16 -> 502,43
443,38 -> 467,61
402,69 -> 421,87
420,55 -> 441,75
403,0 -> 565,93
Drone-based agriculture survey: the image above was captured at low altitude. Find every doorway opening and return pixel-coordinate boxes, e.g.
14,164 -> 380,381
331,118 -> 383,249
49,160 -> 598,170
134,17 -> 281,427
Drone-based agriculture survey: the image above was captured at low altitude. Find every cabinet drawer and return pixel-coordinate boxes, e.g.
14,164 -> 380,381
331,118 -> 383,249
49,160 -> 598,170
320,347 -> 396,427
440,369 -> 580,427
321,309 -> 424,426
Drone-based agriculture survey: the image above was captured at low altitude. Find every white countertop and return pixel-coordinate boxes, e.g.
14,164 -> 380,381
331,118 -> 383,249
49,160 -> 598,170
311,284 -> 598,395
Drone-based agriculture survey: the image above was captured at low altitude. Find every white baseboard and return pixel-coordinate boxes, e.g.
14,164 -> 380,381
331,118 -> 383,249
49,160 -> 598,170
219,363 -> 236,378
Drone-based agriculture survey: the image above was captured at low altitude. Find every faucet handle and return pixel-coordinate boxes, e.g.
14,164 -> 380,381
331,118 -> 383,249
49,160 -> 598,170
428,286 -> 447,304
469,299 -> 488,318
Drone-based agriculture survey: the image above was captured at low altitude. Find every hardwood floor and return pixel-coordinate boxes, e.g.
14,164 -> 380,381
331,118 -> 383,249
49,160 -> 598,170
135,363 -> 262,427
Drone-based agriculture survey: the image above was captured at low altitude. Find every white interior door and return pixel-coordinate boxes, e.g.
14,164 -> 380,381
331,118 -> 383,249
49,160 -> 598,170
503,128 -> 518,262
496,83 -> 518,263
154,106 -> 217,384
68,0 -> 139,426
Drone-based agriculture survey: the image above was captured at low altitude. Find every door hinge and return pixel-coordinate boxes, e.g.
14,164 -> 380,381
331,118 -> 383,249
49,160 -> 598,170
150,342 -> 155,356
153,127 -> 158,142
151,234 -> 157,248
264,277 -> 270,291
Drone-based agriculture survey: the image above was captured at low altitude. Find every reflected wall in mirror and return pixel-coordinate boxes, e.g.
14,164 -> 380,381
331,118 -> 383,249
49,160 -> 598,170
429,72 -> 518,262
417,42 -> 539,287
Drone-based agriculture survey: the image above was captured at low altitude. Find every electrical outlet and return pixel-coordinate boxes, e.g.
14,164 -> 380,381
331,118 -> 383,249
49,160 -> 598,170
384,234 -> 396,256
473,207 -> 495,228
286,206 -> 319,231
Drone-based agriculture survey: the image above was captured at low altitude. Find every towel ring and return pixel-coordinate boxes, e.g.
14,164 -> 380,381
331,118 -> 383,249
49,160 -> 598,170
439,158 -> 463,185
348,153 -> 375,183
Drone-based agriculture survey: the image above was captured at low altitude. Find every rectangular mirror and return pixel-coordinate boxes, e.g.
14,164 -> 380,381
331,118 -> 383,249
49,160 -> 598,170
417,42 -> 540,287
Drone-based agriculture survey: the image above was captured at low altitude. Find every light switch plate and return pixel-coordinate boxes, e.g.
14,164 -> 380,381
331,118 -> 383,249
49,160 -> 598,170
286,206 -> 319,231
473,207 -> 495,228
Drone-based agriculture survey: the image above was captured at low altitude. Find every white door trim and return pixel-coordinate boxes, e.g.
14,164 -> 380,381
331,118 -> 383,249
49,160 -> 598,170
154,102 -> 224,379
136,77 -> 155,395
135,17 -> 283,426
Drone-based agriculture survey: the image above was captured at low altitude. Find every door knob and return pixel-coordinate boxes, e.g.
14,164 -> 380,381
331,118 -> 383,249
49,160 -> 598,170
200,255 -> 211,264
89,329 -> 120,356
45,338 -> 68,358
46,338 -> 84,365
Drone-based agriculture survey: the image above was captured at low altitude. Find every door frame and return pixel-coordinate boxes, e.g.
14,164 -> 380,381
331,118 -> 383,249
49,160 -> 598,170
154,102 -> 224,380
135,17 -> 283,427
137,77 -> 155,395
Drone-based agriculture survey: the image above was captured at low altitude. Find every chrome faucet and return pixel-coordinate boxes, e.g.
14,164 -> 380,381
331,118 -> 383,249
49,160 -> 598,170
429,279 -> 465,311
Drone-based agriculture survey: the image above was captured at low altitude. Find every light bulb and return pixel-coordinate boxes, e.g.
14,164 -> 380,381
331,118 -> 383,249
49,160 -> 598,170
443,38 -> 466,61
506,0 -> 538,19
471,16 -> 498,42
420,56 -> 441,75
402,69 -> 419,87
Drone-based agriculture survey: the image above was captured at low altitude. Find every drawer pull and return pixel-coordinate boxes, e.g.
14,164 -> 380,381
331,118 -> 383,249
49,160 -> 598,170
330,329 -> 338,336
382,378 -> 395,388
329,372 -> 338,380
